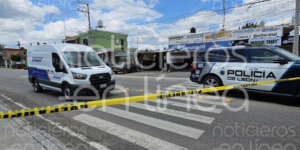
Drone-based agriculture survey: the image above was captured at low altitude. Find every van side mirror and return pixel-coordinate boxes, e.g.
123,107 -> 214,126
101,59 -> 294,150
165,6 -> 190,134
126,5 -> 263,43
55,63 -> 63,72
274,57 -> 288,65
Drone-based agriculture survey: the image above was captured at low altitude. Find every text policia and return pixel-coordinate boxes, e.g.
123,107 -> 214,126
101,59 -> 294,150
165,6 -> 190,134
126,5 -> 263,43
227,70 -> 276,83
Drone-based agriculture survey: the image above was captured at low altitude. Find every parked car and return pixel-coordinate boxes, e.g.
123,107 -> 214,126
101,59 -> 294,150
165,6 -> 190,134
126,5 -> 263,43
12,62 -> 25,69
111,62 -> 141,74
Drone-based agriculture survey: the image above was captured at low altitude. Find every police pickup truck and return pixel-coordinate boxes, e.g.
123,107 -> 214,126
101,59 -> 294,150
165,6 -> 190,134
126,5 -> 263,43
190,46 -> 300,96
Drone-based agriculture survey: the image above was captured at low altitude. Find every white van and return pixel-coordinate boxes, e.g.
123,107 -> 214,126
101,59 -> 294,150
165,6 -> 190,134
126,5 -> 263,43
27,44 -> 115,99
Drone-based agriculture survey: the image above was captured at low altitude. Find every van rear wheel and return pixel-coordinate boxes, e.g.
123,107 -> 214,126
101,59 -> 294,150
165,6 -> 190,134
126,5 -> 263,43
33,80 -> 43,93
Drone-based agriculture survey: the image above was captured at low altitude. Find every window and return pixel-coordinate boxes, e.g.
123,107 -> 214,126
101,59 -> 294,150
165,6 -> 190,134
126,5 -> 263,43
251,50 -> 281,63
121,39 -> 124,50
83,39 -> 88,46
52,53 -> 61,68
220,50 -> 245,62
197,51 -> 219,62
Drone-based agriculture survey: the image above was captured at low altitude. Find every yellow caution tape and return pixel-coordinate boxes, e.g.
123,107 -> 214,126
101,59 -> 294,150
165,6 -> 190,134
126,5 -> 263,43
1,76 -> 299,119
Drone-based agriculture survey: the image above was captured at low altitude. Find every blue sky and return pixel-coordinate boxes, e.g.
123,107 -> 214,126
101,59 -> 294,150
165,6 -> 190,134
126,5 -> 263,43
0,0 -> 294,49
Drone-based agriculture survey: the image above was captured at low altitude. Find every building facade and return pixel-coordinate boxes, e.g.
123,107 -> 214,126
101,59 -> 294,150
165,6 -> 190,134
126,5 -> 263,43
1,48 -> 27,68
62,30 -> 128,52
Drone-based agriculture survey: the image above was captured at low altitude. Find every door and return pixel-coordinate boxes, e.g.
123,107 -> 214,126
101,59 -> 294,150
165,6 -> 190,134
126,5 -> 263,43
48,53 -> 64,91
246,49 -> 292,92
214,49 -> 247,86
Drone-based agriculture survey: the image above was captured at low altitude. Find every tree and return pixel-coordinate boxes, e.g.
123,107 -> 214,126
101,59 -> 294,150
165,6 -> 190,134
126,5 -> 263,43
0,44 -> 4,52
10,54 -> 21,61
241,22 -> 258,29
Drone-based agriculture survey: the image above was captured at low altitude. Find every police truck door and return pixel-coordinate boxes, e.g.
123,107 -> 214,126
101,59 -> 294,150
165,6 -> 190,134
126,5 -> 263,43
246,49 -> 292,92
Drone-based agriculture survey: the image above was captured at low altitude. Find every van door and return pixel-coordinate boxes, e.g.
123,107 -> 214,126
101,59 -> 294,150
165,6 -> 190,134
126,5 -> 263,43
47,53 -> 64,91
246,49 -> 292,92
214,49 -> 247,86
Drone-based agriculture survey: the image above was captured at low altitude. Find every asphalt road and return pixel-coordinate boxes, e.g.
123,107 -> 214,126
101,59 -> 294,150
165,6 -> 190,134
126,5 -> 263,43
0,68 -> 300,150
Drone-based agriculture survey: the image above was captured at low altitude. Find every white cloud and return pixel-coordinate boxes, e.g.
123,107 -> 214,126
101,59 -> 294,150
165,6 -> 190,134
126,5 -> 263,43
0,0 -> 59,19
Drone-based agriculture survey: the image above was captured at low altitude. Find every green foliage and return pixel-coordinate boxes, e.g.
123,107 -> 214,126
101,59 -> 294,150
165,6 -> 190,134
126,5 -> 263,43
10,54 -> 21,61
0,44 -> 4,51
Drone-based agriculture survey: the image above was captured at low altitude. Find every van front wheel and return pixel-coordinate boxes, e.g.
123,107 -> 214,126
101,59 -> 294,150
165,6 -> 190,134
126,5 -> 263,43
63,84 -> 73,100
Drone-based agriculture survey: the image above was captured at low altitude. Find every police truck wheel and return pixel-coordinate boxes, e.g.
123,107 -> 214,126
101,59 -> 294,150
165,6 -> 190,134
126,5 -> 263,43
63,84 -> 73,100
33,80 -> 43,93
203,76 -> 223,95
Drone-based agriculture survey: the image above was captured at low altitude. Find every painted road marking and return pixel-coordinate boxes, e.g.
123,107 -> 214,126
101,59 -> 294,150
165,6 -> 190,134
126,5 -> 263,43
125,102 -> 215,124
73,114 -> 188,150
152,99 -> 223,114
0,95 -> 110,150
98,107 -> 204,139
170,97 -> 228,106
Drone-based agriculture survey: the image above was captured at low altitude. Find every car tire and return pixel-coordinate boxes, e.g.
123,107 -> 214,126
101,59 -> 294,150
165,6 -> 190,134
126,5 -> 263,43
33,79 -> 43,93
136,68 -> 140,72
203,76 -> 223,94
114,72 -> 118,74
123,68 -> 127,74
63,84 -> 73,100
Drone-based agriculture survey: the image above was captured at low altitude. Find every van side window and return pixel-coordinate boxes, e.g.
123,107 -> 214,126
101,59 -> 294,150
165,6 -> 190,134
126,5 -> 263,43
220,50 -> 245,62
251,50 -> 281,63
52,53 -> 60,67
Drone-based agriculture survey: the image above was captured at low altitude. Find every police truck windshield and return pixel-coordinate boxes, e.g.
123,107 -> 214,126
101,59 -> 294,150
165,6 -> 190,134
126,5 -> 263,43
274,47 -> 300,61
62,51 -> 104,68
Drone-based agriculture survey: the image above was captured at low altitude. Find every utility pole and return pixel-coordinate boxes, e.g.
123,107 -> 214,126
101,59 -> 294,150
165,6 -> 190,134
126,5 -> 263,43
222,0 -> 226,31
17,41 -> 20,49
293,0 -> 299,56
78,0 -> 92,47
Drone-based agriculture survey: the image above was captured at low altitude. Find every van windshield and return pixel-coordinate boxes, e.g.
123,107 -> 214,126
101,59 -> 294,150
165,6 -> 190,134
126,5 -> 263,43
62,51 -> 104,68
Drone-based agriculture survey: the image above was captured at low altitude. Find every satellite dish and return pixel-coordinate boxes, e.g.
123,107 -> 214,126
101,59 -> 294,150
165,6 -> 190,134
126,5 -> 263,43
259,21 -> 265,27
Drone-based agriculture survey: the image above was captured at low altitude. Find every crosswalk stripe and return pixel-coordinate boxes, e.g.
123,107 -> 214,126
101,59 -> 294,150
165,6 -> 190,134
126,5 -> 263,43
170,97 -> 228,106
152,99 -> 223,114
125,102 -> 215,124
98,107 -> 204,139
109,90 -> 124,94
73,114 -> 187,150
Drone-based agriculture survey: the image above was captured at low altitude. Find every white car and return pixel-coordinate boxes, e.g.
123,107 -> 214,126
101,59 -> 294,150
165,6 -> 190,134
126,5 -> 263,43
27,44 -> 115,99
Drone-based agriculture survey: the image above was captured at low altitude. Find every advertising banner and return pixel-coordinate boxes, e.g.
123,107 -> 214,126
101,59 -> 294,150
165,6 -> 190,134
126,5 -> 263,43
281,36 -> 300,46
168,33 -> 204,45
169,43 -> 205,51
203,27 -> 283,42
249,37 -> 281,46
169,40 -> 234,51
204,31 -> 234,42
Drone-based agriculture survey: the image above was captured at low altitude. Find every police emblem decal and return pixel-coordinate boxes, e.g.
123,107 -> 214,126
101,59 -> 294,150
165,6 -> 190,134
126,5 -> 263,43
220,70 -> 225,75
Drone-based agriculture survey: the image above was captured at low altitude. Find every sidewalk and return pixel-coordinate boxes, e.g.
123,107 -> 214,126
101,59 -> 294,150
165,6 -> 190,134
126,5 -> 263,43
114,71 -> 191,81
